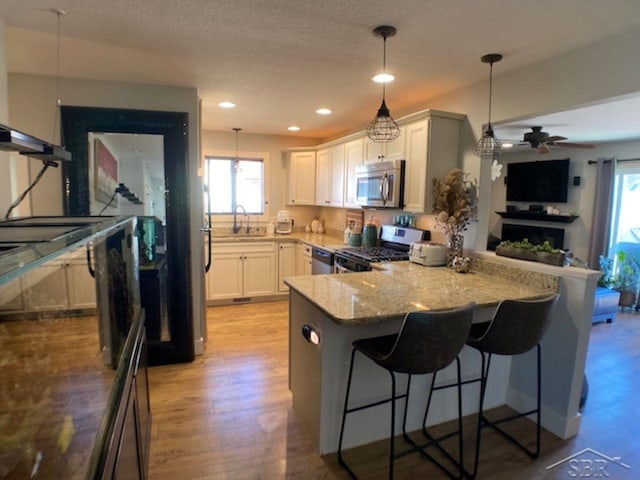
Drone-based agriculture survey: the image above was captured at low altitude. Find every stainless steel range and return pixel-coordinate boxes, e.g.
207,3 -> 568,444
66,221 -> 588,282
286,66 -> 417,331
334,224 -> 430,272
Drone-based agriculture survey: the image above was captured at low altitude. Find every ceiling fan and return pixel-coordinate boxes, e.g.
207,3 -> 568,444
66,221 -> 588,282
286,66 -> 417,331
517,126 -> 595,154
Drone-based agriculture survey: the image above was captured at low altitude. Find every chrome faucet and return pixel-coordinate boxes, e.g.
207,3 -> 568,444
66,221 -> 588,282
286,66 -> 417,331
232,205 -> 247,234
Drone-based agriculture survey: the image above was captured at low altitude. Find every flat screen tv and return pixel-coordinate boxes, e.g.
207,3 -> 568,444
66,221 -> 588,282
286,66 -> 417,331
506,158 -> 569,203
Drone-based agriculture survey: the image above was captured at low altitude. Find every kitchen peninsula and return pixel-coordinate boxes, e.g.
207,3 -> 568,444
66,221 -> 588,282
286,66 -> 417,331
286,255 -> 599,455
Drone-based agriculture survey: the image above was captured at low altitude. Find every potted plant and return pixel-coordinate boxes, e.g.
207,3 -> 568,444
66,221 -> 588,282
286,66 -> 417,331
495,238 -> 565,266
614,250 -> 640,309
598,255 -> 617,289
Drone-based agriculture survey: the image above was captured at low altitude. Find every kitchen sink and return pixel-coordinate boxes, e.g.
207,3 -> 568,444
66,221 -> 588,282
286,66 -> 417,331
209,227 -> 268,238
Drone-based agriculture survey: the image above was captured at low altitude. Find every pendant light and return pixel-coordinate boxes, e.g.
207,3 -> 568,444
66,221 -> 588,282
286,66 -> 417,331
473,53 -> 503,158
233,127 -> 241,172
365,25 -> 400,143
52,8 -> 65,145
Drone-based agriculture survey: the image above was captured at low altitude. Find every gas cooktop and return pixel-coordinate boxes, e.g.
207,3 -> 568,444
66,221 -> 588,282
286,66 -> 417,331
334,225 -> 430,272
336,246 -> 409,263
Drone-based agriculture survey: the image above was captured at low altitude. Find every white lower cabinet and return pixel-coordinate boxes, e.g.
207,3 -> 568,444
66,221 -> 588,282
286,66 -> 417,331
296,243 -> 312,276
66,258 -> 98,309
207,242 -> 277,301
22,263 -> 69,311
1,251 -> 97,314
0,277 -> 23,311
278,242 -> 296,292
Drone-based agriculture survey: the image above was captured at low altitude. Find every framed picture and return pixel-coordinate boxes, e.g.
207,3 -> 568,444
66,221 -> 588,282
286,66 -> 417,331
94,138 -> 119,205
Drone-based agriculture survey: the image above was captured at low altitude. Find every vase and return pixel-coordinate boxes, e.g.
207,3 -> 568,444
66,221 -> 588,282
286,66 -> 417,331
447,233 -> 464,268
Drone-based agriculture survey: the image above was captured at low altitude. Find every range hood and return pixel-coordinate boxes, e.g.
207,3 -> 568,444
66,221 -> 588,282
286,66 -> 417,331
0,124 -> 71,163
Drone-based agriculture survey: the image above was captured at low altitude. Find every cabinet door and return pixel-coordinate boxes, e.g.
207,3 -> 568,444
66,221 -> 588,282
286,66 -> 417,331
364,128 -> 404,163
288,151 -> 316,205
344,138 -> 364,207
278,242 -> 296,292
404,116 -> 461,213
22,263 -> 69,311
244,251 -> 276,297
208,252 -> 244,300
403,119 -> 429,213
0,277 -> 23,311
303,253 -> 313,275
329,144 -> 345,207
66,261 -> 97,309
315,148 -> 331,205
364,137 -> 385,164
295,243 -> 313,275
383,127 -> 405,161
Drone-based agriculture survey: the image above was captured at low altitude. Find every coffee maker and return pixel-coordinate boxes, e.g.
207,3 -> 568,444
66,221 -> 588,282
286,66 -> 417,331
275,210 -> 292,234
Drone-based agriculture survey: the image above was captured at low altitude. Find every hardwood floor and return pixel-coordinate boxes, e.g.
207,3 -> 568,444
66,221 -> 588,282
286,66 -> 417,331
148,301 -> 640,479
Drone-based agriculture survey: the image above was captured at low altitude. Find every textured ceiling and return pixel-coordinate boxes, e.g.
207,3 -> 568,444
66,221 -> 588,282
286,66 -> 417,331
1,0 -> 640,141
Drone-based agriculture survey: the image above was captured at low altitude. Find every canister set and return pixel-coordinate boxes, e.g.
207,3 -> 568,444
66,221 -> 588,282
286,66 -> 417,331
392,214 -> 416,228
345,220 -> 378,247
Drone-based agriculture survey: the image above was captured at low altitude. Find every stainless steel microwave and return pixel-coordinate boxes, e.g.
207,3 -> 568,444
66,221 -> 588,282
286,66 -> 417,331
355,159 -> 405,208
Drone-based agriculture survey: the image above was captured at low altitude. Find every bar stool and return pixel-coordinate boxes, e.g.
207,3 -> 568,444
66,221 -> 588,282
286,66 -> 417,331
337,302 -> 476,479
466,293 -> 559,476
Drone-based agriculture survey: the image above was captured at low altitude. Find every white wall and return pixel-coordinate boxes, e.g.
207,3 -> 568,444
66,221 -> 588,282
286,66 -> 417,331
0,20 -> 30,219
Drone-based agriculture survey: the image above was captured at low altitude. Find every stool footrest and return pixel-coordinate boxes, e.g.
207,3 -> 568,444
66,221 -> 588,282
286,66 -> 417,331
344,392 -> 408,415
401,430 -> 469,480
481,412 -> 540,459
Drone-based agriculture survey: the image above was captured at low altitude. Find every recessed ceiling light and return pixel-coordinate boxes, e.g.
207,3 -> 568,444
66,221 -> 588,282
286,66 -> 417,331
502,142 -> 514,148
288,126 -> 301,132
218,101 -> 236,109
372,73 -> 395,83
316,108 -> 332,115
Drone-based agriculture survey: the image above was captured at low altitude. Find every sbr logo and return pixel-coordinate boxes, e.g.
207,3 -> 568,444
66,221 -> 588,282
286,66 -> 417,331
568,458 -> 610,477
546,448 -> 630,477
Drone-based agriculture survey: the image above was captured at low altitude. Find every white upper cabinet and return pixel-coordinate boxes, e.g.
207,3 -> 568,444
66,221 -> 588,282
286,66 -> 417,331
284,109 -> 463,214
343,138 -> 364,208
363,127 -> 405,164
403,115 -> 461,213
287,151 -> 316,205
315,145 -> 345,207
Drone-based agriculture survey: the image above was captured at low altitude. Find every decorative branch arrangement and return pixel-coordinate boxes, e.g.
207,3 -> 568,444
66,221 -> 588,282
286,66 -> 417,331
432,168 -> 476,239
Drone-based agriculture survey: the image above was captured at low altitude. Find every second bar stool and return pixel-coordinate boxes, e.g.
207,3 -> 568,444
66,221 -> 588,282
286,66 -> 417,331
466,293 -> 559,477
337,302 -> 476,479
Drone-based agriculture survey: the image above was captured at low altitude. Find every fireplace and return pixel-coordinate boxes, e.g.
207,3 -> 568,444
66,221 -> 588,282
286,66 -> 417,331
501,223 -> 565,249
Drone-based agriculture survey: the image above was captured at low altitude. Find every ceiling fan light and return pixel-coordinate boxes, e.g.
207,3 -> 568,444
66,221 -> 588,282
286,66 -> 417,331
372,72 -> 395,83
473,126 -> 502,157
366,99 -> 401,143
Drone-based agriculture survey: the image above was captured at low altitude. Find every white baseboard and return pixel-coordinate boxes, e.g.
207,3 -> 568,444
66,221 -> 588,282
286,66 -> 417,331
506,387 -> 582,439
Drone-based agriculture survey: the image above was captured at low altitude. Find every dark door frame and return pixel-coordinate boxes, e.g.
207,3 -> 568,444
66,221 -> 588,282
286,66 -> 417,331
60,105 -> 194,365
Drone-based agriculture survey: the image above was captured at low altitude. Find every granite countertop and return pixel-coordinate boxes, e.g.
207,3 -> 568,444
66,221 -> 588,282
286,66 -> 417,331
285,259 -> 558,326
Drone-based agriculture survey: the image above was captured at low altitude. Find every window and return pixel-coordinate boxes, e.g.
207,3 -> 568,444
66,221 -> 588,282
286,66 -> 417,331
205,155 -> 265,215
609,159 -> 640,254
